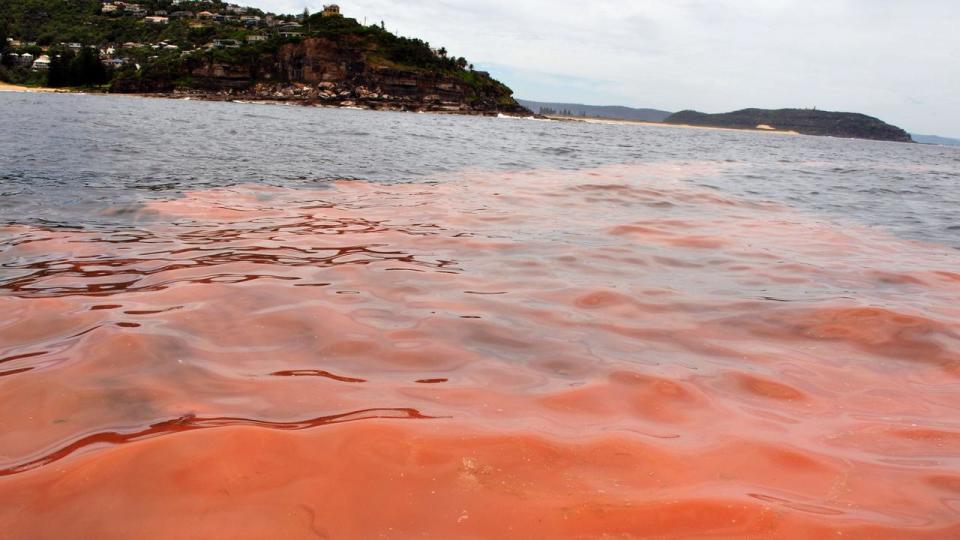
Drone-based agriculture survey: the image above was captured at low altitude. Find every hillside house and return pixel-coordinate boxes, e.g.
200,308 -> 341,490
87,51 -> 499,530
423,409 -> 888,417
144,16 -> 169,24
125,4 -> 147,17
32,55 -> 50,70
322,4 -> 341,17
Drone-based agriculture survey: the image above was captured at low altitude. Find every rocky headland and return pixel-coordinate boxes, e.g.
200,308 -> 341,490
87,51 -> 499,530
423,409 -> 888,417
111,37 -> 528,115
1,0 -> 529,116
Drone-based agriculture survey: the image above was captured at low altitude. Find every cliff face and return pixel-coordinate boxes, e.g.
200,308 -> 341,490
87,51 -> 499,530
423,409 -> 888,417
113,37 -> 527,115
665,108 -> 913,142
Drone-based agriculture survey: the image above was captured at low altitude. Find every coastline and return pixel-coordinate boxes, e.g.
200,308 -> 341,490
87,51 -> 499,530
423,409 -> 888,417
5,84 -> 909,142
3,87 -> 910,142
142,90 -> 514,117
545,114 -> 801,136
0,83 -> 528,117
0,85 -> 806,134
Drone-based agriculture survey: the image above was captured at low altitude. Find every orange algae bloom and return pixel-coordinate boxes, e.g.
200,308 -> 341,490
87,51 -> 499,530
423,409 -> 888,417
2,165 -> 959,538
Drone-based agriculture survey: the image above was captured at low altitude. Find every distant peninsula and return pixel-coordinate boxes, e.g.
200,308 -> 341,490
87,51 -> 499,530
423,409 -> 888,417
665,108 -> 913,142
516,100 -> 671,123
911,134 -> 960,146
0,0 -> 528,115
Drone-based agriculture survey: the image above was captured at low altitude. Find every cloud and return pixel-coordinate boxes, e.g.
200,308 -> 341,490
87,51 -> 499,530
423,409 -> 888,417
244,0 -> 960,136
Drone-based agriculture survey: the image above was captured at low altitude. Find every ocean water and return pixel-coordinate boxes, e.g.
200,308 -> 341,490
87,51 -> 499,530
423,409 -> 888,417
1,92 -> 959,538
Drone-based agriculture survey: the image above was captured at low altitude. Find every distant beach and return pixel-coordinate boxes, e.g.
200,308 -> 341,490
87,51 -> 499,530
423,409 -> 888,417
546,114 -> 802,135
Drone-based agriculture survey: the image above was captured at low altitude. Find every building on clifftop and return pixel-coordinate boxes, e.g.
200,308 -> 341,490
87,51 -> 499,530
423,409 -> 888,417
322,4 -> 341,17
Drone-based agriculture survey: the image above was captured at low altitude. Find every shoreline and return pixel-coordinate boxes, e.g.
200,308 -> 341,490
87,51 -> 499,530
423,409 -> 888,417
1,84 -> 798,134
0,81 -> 69,93
0,82 -> 527,117
142,91 -> 513,117
545,114 -> 801,136
0,85 -> 904,141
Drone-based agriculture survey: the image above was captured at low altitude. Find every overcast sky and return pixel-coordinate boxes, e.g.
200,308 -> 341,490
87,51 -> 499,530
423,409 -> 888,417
245,0 -> 960,136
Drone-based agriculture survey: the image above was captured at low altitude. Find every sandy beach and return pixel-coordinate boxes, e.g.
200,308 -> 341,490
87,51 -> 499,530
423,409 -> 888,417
546,114 -> 801,135
0,81 -> 66,93
0,81 -> 31,92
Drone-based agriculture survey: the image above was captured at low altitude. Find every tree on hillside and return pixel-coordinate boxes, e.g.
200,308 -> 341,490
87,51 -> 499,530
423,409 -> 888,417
70,46 -> 108,86
47,52 -> 71,87
46,47 -> 107,87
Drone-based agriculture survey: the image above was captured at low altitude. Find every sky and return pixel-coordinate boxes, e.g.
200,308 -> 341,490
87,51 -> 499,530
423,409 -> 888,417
244,0 -> 960,137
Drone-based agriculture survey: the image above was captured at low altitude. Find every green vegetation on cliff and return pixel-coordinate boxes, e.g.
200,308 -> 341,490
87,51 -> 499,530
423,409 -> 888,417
0,0 -> 524,113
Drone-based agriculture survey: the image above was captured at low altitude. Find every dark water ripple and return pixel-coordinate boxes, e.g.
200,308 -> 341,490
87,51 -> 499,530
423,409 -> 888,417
0,408 -> 434,477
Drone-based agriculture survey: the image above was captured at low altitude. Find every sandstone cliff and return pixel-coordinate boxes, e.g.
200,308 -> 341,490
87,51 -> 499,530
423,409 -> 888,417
112,36 -> 527,115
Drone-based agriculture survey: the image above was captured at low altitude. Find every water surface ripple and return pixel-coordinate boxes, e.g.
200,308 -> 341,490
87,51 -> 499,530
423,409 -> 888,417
1,93 -> 959,247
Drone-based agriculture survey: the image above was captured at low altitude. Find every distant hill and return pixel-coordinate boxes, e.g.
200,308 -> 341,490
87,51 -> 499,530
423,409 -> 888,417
912,134 -> 960,146
517,100 -> 672,122
665,108 -> 913,143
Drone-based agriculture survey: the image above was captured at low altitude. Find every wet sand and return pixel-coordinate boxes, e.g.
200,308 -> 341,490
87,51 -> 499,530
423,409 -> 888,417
1,164 -> 959,538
